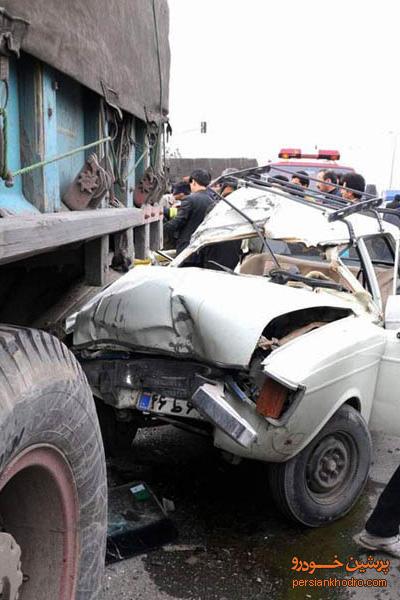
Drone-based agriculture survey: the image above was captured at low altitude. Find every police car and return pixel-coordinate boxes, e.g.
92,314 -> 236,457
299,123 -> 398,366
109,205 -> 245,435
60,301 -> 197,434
266,148 -> 355,190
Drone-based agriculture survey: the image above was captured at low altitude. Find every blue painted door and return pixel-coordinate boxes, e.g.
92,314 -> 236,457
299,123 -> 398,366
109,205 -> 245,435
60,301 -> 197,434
56,73 -> 85,199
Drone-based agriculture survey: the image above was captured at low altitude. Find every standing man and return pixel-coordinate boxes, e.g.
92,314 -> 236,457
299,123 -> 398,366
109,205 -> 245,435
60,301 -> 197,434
289,171 -> 312,200
290,170 -> 310,190
164,169 -> 213,255
197,177 -> 242,271
316,170 -> 342,203
162,181 -> 191,250
340,173 -> 366,204
355,465 -> 400,557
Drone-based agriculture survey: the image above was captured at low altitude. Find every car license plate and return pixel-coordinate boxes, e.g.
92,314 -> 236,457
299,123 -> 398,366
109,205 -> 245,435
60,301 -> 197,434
137,393 -> 202,419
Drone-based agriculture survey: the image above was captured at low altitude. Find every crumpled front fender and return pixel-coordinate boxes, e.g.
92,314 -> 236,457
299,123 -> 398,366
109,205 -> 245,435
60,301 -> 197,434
261,315 -> 385,459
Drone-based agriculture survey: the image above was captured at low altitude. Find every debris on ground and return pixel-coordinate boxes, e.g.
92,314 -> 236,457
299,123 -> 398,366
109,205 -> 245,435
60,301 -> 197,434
106,482 -> 178,563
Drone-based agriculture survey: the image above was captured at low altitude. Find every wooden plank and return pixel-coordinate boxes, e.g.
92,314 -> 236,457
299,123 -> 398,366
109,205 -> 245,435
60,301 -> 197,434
0,208 -> 153,265
125,227 -> 135,258
134,223 -> 150,259
85,235 -> 109,286
112,228 -> 134,265
149,219 -> 163,250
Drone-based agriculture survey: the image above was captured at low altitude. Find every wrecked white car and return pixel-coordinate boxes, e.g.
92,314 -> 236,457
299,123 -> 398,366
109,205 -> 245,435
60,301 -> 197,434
71,179 -> 400,527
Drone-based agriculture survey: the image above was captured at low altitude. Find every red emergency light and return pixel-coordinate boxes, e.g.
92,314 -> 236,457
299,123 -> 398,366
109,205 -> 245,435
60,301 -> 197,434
278,148 -> 301,159
318,149 -> 340,160
278,148 -> 340,161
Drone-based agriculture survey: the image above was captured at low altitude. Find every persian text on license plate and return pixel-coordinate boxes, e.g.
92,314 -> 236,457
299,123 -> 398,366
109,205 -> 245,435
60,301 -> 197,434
137,393 -> 202,419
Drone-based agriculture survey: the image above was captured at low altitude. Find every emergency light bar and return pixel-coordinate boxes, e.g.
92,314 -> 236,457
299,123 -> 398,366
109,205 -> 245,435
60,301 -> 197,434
278,148 -> 340,161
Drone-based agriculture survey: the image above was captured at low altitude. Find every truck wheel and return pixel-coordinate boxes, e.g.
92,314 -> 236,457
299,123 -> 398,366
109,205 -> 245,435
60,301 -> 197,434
0,326 -> 107,599
268,404 -> 371,527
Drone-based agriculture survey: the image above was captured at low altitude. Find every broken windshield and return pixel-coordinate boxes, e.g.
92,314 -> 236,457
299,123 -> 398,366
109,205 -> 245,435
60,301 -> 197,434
241,241 -> 352,293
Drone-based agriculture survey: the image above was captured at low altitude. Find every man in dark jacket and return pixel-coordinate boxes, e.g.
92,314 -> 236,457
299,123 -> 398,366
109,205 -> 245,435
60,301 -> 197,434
316,170 -> 343,204
340,172 -> 365,203
164,169 -> 213,255
197,177 -> 242,271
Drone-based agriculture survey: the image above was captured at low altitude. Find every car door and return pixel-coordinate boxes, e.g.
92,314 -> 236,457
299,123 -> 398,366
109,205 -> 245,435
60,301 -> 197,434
361,233 -> 400,435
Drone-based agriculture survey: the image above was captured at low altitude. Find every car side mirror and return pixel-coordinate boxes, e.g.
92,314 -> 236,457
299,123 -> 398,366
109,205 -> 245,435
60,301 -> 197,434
385,295 -> 400,329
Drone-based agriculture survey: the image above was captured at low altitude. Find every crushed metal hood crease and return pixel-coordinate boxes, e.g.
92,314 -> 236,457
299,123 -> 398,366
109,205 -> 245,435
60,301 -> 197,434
73,266 -> 353,368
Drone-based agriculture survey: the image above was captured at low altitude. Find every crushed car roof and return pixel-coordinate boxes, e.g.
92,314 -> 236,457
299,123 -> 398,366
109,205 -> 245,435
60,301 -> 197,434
172,187 -> 399,266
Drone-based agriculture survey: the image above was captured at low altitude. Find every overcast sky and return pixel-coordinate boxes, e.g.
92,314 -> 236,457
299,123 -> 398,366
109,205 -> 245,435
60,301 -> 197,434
167,0 -> 400,192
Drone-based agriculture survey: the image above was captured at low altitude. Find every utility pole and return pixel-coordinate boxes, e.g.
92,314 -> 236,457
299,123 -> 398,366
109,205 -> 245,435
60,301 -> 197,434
389,131 -> 397,189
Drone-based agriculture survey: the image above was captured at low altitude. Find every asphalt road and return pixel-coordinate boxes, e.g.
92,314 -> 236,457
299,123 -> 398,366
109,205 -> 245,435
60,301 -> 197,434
102,426 -> 400,600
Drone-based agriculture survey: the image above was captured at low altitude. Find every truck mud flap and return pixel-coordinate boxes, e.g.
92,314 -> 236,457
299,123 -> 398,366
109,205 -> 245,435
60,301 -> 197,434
192,383 -> 257,448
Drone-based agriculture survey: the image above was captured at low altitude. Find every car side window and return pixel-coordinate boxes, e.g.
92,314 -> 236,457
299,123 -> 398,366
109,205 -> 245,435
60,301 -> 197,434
364,236 -> 394,264
340,246 -> 372,293
363,235 -> 396,309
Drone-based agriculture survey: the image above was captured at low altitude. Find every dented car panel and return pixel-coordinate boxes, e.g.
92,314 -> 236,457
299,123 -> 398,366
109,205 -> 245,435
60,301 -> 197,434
203,317 -> 386,463
72,183 -> 400,526
172,186 -> 399,267
262,316 -> 386,458
369,329 -> 400,437
72,265 -> 353,368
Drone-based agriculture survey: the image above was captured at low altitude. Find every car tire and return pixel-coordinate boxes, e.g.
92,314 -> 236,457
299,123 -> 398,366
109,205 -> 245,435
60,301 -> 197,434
268,404 -> 371,527
0,326 -> 107,599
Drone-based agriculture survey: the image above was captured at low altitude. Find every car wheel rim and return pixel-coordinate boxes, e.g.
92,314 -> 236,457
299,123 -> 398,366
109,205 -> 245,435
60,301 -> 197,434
306,433 -> 357,501
0,445 -> 79,600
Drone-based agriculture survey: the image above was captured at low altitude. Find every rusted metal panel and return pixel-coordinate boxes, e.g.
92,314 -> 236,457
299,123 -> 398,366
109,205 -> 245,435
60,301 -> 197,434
63,154 -> 112,210
0,57 -> 39,213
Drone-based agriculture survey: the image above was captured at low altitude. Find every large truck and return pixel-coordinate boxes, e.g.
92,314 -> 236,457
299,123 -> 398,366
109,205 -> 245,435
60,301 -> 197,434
0,2 -> 170,598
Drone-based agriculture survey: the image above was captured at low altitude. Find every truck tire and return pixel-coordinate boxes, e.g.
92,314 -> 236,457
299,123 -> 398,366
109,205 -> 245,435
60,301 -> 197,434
0,326 -> 107,600
268,404 -> 371,527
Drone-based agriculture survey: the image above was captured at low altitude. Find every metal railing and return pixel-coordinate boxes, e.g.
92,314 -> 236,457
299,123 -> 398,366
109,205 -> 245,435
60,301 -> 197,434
210,163 -> 389,227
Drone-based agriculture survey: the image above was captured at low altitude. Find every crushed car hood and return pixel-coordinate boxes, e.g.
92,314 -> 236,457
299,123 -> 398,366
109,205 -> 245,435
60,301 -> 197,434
72,266 -> 353,368
172,187 -> 399,267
